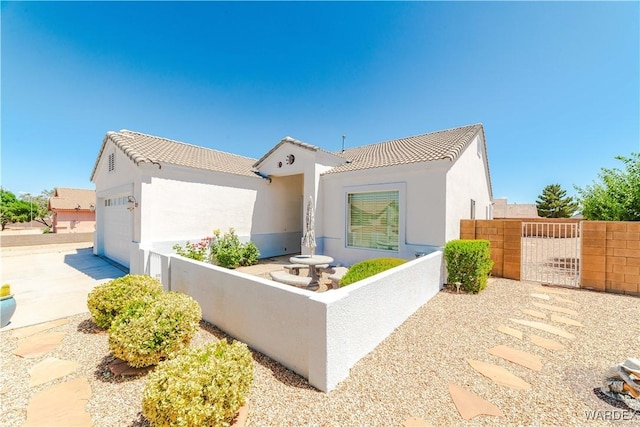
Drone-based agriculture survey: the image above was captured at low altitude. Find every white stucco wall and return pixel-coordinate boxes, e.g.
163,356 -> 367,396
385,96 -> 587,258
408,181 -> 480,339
319,162 -> 448,265
160,250 -> 444,392
170,256 -> 314,378
140,169 -> 262,242
445,134 -> 492,242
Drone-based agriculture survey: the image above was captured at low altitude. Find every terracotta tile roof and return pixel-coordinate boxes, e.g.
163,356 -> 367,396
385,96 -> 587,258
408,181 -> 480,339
49,188 -> 96,211
324,124 -> 485,174
90,130 -> 259,181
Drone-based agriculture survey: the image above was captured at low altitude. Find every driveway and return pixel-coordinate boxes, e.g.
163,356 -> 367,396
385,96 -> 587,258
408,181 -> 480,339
0,242 -> 126,330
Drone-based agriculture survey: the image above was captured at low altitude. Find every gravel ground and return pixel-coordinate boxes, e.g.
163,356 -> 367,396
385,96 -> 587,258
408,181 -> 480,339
1,278 -> 639,426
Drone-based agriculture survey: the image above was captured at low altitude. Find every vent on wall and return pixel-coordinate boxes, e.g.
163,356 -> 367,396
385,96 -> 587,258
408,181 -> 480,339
108,152 -> 115,172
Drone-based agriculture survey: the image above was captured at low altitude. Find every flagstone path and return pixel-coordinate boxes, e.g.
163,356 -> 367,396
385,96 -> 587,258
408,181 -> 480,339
9,283 -> 588,426
11,319 -> 92,427
444,284 -> 586,422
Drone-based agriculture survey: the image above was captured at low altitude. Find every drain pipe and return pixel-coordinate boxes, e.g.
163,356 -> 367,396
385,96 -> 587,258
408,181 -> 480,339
254,171 -> 272,183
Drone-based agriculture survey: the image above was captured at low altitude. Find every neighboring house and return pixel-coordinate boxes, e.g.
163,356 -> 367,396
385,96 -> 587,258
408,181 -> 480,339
492,198 -> 539,218
90,124 -> 493,270
48,188 -> 96,233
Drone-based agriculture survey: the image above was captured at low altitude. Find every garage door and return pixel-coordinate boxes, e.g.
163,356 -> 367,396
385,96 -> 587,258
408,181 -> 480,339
102,195 -> 132,268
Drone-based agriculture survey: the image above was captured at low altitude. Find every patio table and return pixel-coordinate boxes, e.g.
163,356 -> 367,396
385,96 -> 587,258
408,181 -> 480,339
289,255 -> 334,284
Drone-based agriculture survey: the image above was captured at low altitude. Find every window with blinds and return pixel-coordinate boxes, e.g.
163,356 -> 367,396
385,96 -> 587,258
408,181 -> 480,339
347,190 -> 399,251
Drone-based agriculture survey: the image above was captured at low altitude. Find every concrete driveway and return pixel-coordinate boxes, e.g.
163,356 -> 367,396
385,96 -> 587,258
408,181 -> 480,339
0,242 -> 126,330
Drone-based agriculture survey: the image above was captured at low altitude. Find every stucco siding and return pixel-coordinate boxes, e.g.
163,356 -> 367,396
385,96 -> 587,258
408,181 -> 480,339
445,135 -> 492,243
319,163 -> 448,265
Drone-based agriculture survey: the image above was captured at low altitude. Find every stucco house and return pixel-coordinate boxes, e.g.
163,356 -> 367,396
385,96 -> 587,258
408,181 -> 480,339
48,188 -> 96,233
90,123 -> 493,270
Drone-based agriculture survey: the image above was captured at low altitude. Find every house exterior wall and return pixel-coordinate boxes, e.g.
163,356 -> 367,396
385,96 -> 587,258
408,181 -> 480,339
319,162 -> 448,266
138,167 -> 304,259
92,141 -> 139,260
52,210 -> 95,233
445,134 -> 492,243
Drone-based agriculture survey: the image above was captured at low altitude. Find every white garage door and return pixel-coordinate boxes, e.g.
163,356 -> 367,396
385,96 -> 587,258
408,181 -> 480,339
102,195 -> 132,268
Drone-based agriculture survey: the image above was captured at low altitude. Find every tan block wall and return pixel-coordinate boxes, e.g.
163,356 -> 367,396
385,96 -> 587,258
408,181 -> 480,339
460,219 -> 639,296
460,219 -> 521,280
582,221 -> 640,296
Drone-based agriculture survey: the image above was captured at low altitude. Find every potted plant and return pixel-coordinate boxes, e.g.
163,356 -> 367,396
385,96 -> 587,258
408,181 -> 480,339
0,284 -> 16,328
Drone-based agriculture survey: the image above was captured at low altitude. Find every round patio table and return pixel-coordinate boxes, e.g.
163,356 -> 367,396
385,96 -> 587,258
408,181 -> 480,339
289,255 -> 334,284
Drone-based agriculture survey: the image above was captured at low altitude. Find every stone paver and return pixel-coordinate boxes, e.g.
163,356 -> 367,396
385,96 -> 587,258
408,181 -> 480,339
448,383 -> 503,420
509,318 -> 575,340
21,377 -> 92,427
14,332 -> 66,358
402,417 -> 433,426
553,296 -> 579,305
29,357 -> 81,387
533,286 -> 570,295
530,293 -> 551,300
11,319 -> 69,339
532,302 -> 578,316
497,325 -> 522,340
522,309 -> 546,319
529,334 -> 565,350
466,359 -> 531,390
550,315 -> 584,327
488,345 -> 542,371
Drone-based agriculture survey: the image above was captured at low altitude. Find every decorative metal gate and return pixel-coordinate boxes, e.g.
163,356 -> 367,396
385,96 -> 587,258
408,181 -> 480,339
521,222 -> 581,287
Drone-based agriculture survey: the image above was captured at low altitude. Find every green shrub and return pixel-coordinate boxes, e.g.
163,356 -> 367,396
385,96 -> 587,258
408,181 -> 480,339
444,239 -> 494,294
108,292 -> 202,367
211,228 -> 260,269
142,340 -> 254,427
241,241 -> 260,266
87,275 -> 163,329
340,257 -> 406,287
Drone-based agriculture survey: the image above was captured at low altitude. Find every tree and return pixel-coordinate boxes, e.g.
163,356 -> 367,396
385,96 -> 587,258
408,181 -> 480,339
575,153 -> 640,221
0,189 -> 31,230
536,184 -> 578,218
19,189 -> 54,227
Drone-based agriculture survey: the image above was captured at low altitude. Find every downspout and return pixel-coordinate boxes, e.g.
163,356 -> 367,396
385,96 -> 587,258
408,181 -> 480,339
254,171 -> 272,183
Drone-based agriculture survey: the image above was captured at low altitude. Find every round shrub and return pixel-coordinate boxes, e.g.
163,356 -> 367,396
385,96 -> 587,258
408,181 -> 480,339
142,340 -> 254,427
87,275 -> 163,329
340,257 -> 406,287
108,292 -> 202,367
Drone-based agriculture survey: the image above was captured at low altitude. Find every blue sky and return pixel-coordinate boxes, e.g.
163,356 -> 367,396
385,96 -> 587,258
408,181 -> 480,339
2,1 -> 638,204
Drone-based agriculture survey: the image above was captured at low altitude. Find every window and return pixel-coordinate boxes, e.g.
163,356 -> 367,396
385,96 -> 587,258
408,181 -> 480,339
470,199 -> 476,219
108,152 -> 115,172
348,190 -> 399,251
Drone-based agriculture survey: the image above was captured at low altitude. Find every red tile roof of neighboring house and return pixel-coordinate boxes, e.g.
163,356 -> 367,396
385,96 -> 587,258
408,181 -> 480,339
49,188 -> 96,211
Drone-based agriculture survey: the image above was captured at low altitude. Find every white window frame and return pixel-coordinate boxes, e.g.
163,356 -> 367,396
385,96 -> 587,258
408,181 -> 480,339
344,183 -> 405,252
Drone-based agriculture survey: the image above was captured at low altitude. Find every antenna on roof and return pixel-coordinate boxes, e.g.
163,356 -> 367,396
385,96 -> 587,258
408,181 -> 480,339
341,135 -> 346,153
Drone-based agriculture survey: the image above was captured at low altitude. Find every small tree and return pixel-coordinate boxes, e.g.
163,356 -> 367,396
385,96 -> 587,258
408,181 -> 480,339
536,184 -> 578,218
19,189 -> 54,228
0,189 -> 30,230
575,153 -> 640,221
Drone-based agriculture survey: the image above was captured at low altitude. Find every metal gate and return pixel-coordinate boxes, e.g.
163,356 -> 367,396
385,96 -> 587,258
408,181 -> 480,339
521,222 -> 581,287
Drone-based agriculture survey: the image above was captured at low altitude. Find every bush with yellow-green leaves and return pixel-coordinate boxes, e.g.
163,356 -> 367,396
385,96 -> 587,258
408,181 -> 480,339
87,275 -> 163,329
108,291 -> 202,367
142,340 -> 254,427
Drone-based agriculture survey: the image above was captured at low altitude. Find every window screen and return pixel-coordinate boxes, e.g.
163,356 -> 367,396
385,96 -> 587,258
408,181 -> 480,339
347,191 -> 399,251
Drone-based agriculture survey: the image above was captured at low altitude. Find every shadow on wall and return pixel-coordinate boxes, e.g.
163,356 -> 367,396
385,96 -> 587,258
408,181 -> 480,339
64,248 -> 128,279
